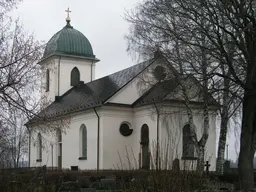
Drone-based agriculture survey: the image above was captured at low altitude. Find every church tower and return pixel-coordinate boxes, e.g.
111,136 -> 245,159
38,8 -> 99,105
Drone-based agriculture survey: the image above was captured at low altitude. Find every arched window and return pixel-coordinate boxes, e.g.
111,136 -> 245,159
37,133 -> 42,162
182,124 -> 195,159
79,124 -> 87,159
70,67 -> 80,86
57,129 -> 62,143
46,69 -> 50,92
141,124 -> 149,145
56,129 -> 62,169
140,124 -> 150,169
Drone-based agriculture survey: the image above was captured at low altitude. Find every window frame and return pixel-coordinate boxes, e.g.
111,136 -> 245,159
70,67 -> 80,86
79,124 -> 87,160
182,124 -> 197,160
46,69 -> 50,92
36,133 -> 42,162
119,122 -> 133,136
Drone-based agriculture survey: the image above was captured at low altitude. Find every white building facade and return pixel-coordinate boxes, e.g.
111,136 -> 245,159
27,18 -> 218,171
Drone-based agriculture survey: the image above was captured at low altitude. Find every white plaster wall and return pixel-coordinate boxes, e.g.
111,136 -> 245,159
30,103 -> 216,171
100,107 -> 135,169
61,110 -> 98,170
40,56 -> 97,104
59,57 -> 96,95
133,107 -> 158,168
40,58 -> 58,104
99,106 -> 157,170
30,110 -> 98,169
30,130 -> 57,168
158,104 -> 217,171
107,78 -> 142,105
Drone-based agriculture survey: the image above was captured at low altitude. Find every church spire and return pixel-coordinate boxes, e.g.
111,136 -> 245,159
65,7 -> 71,24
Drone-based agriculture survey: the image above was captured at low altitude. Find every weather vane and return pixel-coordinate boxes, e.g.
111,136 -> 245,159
65,7 -> 71,22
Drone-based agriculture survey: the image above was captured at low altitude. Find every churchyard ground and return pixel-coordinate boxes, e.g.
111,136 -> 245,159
0,166 -> 237,192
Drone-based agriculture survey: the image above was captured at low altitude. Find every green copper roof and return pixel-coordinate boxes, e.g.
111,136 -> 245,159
43,22 -> 95,59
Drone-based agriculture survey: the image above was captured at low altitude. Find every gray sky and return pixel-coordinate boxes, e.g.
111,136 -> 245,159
11,0 -> 141,78
11,0 -> 239,162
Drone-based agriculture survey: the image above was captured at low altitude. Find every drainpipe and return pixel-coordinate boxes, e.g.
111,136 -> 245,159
94,108 -> 100,171
153,103 -> 160,170
91,61 -> 93,81
58,56 -> 61,96
26,126 -> 31,167
51,144 -> 53,169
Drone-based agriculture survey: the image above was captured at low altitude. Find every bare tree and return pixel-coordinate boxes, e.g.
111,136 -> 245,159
5,107 -> 28,168
125,0 -> 256,189
0,0 -> 43,120
125,0 -> 217,173
0,0 -> 48,168
0,120 -> 12,168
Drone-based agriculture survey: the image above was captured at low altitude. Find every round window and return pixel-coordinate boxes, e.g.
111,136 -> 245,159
154,66 -> 166,81
119,123 -> 133,136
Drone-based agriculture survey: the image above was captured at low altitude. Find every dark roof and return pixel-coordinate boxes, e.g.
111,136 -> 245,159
27,57 -> 219,125
132,75 -> 219,107
132,79 -> 178,107
27,58 -> 156,124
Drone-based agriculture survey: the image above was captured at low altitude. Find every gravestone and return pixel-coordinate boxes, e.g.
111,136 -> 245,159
89,181 -> 101,190
42,165 -> 47,172
80,188 -> 96,192
58,181 -> 80,192
77,176 -> 90,188
100,178 -> 117,190
223,160 -> 230,174
172,158 -> 180,172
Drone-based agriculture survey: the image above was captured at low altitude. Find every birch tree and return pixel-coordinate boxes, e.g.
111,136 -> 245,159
125,2 -> 213,172
125,0 -> 255,189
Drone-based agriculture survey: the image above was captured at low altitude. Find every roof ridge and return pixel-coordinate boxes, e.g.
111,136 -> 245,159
82,58 -> 155,86
102,58 -> 157,104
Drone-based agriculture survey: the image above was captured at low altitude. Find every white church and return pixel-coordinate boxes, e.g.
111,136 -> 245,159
26,13 -> 218,171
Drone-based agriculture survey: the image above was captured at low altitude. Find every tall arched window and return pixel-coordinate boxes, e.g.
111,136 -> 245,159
79,124 -> 87,159
182,124 -> 195,159
57,129 -> 62,143
46,69 -> 50,92
141,124 -> 149,145
37,133 -> 42,162
70,67 -> 80,86
140,124 -> 150,169
56,129 -> 62,169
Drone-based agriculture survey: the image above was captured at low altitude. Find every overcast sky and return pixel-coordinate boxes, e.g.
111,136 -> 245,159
11,0 -> 239,162
11,0 -> 142,78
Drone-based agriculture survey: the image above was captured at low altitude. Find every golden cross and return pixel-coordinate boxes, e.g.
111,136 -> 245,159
65,7 -> 71,20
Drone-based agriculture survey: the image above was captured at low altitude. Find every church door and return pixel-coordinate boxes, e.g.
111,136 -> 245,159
140,124 -> 150,169
57,129 -> 62,169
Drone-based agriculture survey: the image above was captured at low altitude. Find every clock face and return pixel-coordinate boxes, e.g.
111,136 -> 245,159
154,66 -> 166,81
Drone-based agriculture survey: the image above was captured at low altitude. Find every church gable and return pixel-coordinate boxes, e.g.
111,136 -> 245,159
105,78 -> 141,105
105,58 -> 172,105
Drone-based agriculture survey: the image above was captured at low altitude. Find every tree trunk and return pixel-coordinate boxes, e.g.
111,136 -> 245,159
216,66 -> 231,174
238,93 -> 256,190
216,119 -> 228,174
196,146 -> 205,173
